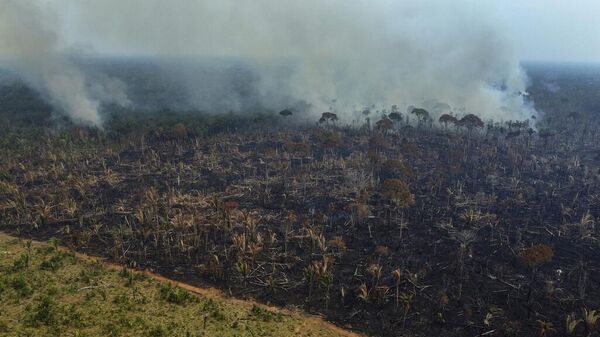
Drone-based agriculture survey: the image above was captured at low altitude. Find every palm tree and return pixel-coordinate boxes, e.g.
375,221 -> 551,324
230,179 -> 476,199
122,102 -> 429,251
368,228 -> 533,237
410,108 -> 432,127
279,109 -> 293,117
356,283 -> 369,303
439,114 -> 458,129
375,117 -> 394,134
317,256 -> 334,312
582,308 -> 600,336
537,320 -> 556,337
388,106 -> 403,125
444,226 -> 478,297
565,312 -> 582,335
319,112 -> 338,126
367,263 -> 382,290
458,114 -> 484,134
303,262 -> 317,311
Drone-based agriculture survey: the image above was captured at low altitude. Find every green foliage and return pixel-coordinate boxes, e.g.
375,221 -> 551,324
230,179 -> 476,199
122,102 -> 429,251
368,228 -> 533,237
47,238 -> 59,251
76,262 -> 105,284
25,296 -> 56,327
158,283 -> 195,305
12,253 -> 30,271
10,274 -> 33,297
102,322 -> 122,337
202,299 -> 226,321
118,267 -> 131,278
61,304 -> 83,328
39,252 -> 68,272
0,233 -> 347,337
118,267 -> 147,287
46,286 -> 59,297
0,320 -> 8,333
36,246 -> 56,256
71,330 -> 88,337
249,305 -> 283,323
148,325 -> 167,337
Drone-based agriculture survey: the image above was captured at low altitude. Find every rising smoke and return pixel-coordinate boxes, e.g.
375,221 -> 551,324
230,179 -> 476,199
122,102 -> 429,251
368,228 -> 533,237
0,0 -> 129,126
1,0 -> 536,126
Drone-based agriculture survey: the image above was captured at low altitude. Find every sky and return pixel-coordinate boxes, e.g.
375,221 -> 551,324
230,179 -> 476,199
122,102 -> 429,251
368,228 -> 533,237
51,0 -> 600,64
494,0 -> 600,63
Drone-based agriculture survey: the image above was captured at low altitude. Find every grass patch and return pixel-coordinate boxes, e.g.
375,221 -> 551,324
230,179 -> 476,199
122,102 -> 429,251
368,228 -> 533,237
158,283 -> 196,305
202,298 -> 226,321
0,232 -> 352,337
0,320 -> 9,333
9,274 -> 33,297
249,305 -> 284,322
148,324 -> 167,337
12,252 -> 29,271
39,252 -> 67,271
25,296 -> 56,327
118,267 -> 147,287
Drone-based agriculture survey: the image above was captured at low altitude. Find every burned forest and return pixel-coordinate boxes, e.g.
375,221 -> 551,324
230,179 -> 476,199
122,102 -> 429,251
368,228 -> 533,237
2,63 -> 600,337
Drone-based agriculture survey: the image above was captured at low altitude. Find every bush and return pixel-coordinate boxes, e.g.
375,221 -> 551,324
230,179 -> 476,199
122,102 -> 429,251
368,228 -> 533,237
77,263 -> 105,284
61,304 -> 83,328
39,253 -> 67,272
119,267 -> 147,287
249,305 -> 283,322
26,296 -> 56,327
102,322 -> 122,337
202,299 -> 226,321
10,274 -> 33,297
149,325 -> 167,337
158,283 -> 194,305
12,253 -> 29,271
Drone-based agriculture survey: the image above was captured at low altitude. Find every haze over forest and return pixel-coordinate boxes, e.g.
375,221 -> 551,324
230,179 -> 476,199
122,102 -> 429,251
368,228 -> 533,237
0,0 -> 599,126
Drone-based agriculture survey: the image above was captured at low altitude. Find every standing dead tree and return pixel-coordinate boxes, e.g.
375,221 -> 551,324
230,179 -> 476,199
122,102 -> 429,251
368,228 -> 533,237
458,114 -> 484,134
439,114 -> 458,129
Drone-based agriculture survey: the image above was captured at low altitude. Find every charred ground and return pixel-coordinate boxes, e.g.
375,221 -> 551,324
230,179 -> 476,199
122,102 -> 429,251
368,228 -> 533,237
1,63 -> 600,337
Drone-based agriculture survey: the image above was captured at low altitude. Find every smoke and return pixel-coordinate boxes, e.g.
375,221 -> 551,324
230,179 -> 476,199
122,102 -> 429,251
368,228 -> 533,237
3,0 -> 536,125
0,0 -> 129,127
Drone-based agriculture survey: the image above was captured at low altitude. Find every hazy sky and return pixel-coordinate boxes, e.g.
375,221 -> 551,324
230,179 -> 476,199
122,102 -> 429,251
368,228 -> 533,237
52,0 -> 600,63
495,0 -> 600,63
5,0 -> 587,125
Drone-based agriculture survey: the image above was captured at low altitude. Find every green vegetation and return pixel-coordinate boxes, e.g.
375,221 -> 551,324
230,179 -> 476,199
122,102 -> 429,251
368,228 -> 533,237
0,233 -> 355,337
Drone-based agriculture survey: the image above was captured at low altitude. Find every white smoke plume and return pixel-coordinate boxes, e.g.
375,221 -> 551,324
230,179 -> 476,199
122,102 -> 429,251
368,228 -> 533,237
0,0 -> 129,127
4,0 -> 536,125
